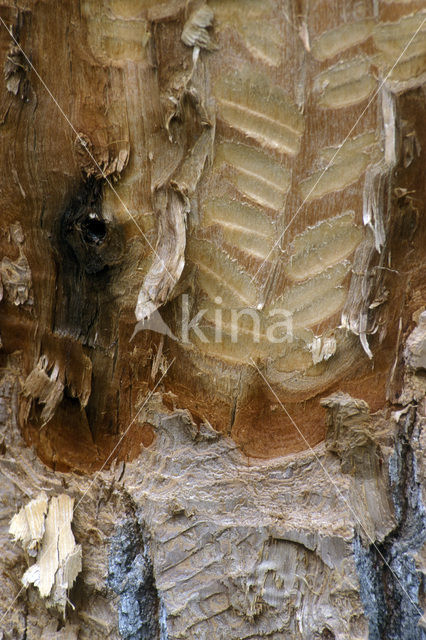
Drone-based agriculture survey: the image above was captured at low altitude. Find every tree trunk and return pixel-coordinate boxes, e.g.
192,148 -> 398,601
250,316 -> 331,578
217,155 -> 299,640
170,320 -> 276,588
0,1 -> 425,638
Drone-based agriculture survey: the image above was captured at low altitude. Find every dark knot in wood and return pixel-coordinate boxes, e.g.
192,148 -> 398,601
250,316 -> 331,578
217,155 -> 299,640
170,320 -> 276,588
53,177 -> 125,343
61,177 -> 124,274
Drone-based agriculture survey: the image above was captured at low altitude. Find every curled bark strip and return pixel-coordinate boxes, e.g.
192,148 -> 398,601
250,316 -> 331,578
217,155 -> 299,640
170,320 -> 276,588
135,187 -> 186,320
135,41 -> 215,321
341,88 -> 397,359
181,4 -> 217,51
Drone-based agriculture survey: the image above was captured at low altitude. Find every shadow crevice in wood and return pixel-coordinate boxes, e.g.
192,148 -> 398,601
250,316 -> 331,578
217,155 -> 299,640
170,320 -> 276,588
54,176 -> 124,342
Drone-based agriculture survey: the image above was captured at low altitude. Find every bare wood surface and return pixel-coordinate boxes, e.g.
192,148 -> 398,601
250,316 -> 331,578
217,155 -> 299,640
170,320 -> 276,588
0,1 -> 425,638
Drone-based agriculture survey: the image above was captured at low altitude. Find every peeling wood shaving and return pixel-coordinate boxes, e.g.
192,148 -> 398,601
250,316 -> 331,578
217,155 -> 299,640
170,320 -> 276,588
151,335 -> 165,380
9,492 -> 49,556
75,133 -> 129,181
310,336 -> 337,365
299,21 -> 310,52
363,164 -> 387,253
22,358 -> 65,425
341,86 -> 399,359
4,45 -> 30,100
9,493 -> 82,617
181,4 -> 217,51
0,222 -> 33,306
402,131 -> 421,168
135,52 -> 215,321
21,339 -> 92,425
382,88 -> 397,167
135,188 -> 186,320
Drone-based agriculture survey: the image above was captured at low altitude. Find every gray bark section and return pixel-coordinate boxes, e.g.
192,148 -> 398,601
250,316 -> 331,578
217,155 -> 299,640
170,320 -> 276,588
354,406 -> 426,640
108,519 -> 161,640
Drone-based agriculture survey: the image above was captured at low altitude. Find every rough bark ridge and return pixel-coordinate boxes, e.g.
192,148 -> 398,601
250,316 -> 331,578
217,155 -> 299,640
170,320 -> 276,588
0,0 -> 425,639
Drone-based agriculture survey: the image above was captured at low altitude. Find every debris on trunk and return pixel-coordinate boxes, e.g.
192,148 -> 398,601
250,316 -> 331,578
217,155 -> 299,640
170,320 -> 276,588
9,493 -> 82,617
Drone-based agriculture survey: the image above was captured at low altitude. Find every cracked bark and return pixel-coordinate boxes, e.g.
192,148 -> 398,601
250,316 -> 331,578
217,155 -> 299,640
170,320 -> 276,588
0,2 -> 425,639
